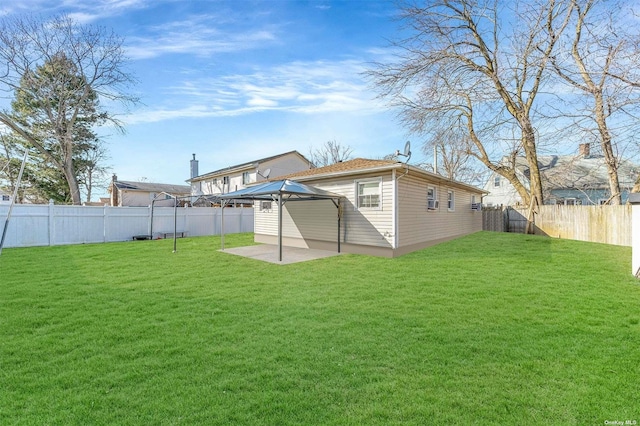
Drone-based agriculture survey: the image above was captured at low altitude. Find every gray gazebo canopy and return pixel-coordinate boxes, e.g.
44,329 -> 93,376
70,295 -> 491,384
216,179 -> 344,261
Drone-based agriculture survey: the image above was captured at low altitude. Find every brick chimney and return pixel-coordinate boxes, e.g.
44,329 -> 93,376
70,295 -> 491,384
579,143 -> 590,157
110,174 -> 118,206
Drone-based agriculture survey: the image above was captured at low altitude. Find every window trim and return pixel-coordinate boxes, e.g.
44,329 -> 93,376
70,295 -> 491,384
261,201 -> 272,211
355,178 -> 382,210
494,176 -> 501,187
427,186 -> 438,210
447,190 -> 455,211
242,171 -> 250,185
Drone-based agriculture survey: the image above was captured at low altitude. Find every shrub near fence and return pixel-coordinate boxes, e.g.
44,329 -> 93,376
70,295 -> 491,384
0,202 -> 254,249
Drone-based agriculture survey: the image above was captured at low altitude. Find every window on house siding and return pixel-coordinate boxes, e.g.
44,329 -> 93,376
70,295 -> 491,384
2,195 -> 9,201
261,201 -> 272,211
427,186 -> 438,210
356,179 -> 381,209
223,176 -> 230,185
494,176 -> 501,187
447,190 -> 455,211
242,172 -> 250,185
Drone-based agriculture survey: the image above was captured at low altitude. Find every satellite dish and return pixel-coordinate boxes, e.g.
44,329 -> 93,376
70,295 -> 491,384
258,168 -> 271,179
404,141 -> 411,157
395,141 -> 412,163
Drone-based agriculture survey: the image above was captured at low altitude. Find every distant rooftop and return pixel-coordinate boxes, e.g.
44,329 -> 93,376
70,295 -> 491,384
191,150 -> 312,181
113,181 -> 191,194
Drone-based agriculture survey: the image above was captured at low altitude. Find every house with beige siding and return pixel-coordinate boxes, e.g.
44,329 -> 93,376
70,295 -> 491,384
189,151 -> 313,197
108,176 -> 191,207
254,158 -> 485,258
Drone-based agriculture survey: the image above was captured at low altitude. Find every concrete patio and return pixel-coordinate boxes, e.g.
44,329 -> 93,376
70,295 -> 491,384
221,244 -> 342,265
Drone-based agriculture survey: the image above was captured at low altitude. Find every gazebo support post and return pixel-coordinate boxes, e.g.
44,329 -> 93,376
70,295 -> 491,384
337,198 -> 341,253
221,199 -> 226,251
173,197 -> 178,253
278,193 -> 283,262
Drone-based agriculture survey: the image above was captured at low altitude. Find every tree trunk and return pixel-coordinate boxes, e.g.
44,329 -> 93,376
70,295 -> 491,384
594,93 -> 621,204
62,150 -> 82,205
521,118 -> 544,207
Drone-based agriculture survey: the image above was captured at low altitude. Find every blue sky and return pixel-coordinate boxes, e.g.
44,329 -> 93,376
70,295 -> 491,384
2,0 -> 414,197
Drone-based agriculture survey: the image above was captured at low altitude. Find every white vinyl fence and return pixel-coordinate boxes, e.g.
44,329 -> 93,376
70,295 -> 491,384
0,202 -> 253,249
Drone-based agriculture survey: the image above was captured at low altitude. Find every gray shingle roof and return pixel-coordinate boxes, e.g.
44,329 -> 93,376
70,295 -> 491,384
114,181 -> 191,194
516,155 -> 639,190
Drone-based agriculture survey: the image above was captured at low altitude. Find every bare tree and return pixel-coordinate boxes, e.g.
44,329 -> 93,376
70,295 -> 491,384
548,0 -> 640,204
0,14 -> 137,204
368,0 -> 574,211
308,140 -> 353,167
418,122 -> 488,186
76,143 -> 111,203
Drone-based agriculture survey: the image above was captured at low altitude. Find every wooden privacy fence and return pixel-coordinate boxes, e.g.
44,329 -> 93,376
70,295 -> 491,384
483,204 -> 631,247
482,207 -> 506,232
0,202 -> 254,249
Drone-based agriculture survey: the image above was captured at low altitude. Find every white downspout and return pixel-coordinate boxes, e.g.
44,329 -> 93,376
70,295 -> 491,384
392,169 -> 398,250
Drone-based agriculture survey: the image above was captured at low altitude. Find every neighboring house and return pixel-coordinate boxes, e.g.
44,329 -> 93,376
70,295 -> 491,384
0,191 -> 11,204
188,151 -> 313,197
83,197 -> 111,207
253,158 -> 486,258
108,176 -> 191,207
483,143 -> 640,206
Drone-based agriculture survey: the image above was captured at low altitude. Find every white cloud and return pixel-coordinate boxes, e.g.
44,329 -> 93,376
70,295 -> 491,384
247,97 -> 278,108
124,14 -> 279,60
125,59 -> 385,122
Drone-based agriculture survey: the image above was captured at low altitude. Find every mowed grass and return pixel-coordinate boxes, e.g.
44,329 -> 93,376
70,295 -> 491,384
1,232 -> 639,425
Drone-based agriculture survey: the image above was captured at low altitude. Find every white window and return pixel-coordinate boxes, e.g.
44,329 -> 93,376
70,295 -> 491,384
242,172 -> 250,185
356,179 -> 381,209
447,190 -> 455,211
494,176 -> 501,187
427,186 -> 439,210
261,201 -> 272,211
223,176 -> 230,185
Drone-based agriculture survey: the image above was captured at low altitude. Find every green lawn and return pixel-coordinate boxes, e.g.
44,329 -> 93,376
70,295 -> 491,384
1,232 -> 639,425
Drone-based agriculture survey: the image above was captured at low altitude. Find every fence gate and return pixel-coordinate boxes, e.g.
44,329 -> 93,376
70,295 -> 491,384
506,207 -> 527,233
482,207 -> 506,232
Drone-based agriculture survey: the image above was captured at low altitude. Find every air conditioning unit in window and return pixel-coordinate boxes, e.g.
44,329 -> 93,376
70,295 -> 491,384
428,199 -> 439,210
471,202 -> 482,211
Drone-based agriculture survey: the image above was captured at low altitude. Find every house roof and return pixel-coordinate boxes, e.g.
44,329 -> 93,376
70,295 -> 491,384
216,179 -> 343,201
112,181 -> 191,194
516,155 -> 639,190
277,158 -> 487,194
190,150 -> 312,182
